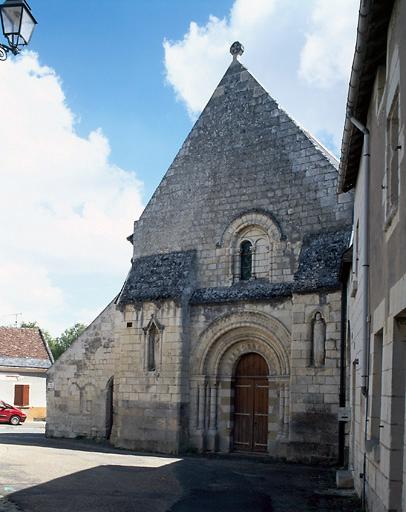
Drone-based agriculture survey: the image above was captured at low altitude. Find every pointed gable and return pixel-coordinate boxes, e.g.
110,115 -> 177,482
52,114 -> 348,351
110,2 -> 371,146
133,57 -> 352,261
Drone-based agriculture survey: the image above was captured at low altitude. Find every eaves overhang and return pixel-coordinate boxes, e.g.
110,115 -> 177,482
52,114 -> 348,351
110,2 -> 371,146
338,0 -> 395,193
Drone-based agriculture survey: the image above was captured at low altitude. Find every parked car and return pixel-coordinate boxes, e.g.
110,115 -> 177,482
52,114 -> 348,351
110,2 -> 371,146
0,400 -> 27,425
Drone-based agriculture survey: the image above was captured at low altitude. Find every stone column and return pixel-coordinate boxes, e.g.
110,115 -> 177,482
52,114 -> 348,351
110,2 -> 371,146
209,383 -> 218,429
195,381 -> 207,452
207,381 -> 218,452
198,382 -> 206,431
278,381 -> 285,438
283,382 -> 290,438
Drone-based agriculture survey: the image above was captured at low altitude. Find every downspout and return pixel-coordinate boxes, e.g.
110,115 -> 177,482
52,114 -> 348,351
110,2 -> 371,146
349,116 -> 370,509
338,276 -> 348,467
350,116 -> 370,396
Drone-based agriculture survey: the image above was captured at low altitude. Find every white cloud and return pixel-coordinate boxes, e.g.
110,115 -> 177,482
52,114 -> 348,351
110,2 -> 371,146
299,0 -> 359,87
0,53 -> 144,335
163,0 -> 359,150
163,0 -> 277,117
0,262 -> 64,332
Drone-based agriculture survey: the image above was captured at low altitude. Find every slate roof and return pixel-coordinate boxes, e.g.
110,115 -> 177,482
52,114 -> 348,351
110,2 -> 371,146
0,328 -> 53,369
191,229 -> 351,304
118,229 -> 350,306
294,229 -> 352,292
191,281 -> 293,305
117,250 -> 196,304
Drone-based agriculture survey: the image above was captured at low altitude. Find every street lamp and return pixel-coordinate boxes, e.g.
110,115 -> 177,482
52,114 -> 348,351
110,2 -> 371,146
0,0 -> 37,61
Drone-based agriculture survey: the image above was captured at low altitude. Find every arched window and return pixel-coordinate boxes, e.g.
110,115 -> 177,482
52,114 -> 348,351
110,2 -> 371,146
240,240 -> 253,281
147,324 -> 157,371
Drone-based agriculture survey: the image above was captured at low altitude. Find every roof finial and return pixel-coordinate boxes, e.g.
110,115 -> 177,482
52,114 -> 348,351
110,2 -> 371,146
230,41 -> 244,60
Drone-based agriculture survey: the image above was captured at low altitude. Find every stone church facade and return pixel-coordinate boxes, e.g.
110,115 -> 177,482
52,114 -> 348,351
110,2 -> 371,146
47,47 -> 353,461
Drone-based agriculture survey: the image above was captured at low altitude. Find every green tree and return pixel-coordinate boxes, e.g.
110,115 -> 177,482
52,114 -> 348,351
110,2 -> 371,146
20,321 -> 87,361
52,323 -> 87,360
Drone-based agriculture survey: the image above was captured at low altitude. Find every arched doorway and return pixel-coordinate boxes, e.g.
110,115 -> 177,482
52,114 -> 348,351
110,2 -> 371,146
233,353 -> 269,452
105,377 -> 114,440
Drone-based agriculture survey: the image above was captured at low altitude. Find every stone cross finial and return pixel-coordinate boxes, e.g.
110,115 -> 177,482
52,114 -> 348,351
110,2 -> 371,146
230,41 -> 244,60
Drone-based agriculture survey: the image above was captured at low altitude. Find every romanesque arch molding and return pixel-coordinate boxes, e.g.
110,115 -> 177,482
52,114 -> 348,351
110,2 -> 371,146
192,311 -> 290,377
217,209 -> 284,248
215,335 -> 285,377
216,210 -> 287,283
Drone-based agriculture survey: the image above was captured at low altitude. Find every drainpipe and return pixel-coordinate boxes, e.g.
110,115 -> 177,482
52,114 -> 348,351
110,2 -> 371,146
349,116 -> 370,395
349,116 -> 370,509
338,277 -> 348,467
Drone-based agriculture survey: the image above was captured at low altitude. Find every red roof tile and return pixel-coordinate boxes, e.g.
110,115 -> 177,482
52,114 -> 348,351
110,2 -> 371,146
0,328 -> 51,362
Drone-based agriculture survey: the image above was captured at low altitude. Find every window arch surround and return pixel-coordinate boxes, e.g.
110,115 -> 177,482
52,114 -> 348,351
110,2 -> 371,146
217,210 -> 284,284
142,314 -> 164,373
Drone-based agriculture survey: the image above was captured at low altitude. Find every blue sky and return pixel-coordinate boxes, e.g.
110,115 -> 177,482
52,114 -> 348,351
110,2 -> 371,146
0,0 -> 359,335
31,0 -> 235,200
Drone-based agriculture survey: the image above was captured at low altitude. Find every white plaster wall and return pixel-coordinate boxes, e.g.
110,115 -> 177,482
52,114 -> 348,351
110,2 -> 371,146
0,371 -> 47,407
347,153 -> 366,500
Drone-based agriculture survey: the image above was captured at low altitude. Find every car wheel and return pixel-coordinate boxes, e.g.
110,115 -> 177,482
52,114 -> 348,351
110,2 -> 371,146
10,415 -> 20,426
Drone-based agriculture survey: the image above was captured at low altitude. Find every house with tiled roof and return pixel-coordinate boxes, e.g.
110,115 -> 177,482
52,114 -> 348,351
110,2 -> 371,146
0,327 -> 53,421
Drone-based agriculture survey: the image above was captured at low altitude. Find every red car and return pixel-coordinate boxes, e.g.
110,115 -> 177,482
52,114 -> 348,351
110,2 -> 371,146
0,400 -> 27,425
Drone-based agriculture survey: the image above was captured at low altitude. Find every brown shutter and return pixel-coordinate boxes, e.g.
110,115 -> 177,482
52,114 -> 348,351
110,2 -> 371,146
14,384 -> 29,407
22,385 -> 30,406
14,385 -> 23,406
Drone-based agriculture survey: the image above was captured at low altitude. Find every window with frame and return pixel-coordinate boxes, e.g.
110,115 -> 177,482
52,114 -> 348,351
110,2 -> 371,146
386,90 -> 400,223
147,323 -> 158,372
240,240 -> 253,281
14,384 -> 29,407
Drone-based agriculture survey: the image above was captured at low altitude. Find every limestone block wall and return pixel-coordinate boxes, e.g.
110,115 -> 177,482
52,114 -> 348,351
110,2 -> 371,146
188,300 -> 292,454
46,302 -> 118,439
112,300 -> 188,454
289,291 -> 342,460
131,60 -> 353,291
186,294 -> 342,462
346,2 -> 406,510
199,211 -> 301,288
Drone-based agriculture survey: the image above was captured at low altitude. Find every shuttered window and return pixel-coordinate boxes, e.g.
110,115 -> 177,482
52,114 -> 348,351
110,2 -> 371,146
14,384 -> 29,407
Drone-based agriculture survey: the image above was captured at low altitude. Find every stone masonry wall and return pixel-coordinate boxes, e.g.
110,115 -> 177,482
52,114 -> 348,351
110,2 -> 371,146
47,57 -> 352,462
111,300 -> 188,454
131,59 -> 353,289
185,291 -> 343,461
46,302 -> 118,439
289,290 -> 342,460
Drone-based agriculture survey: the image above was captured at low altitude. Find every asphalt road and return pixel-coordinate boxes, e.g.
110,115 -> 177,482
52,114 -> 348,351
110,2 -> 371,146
0,424 -> 361,512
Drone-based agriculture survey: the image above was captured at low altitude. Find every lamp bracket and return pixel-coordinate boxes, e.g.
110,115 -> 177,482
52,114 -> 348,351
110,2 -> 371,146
0,42 -> 19,61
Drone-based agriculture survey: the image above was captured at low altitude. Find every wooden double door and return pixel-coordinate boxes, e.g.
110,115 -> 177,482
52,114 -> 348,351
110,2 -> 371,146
233,353 -> 269,452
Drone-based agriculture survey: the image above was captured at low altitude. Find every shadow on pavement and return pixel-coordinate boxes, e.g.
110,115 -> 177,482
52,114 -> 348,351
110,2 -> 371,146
4,454 -> 363,512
